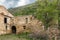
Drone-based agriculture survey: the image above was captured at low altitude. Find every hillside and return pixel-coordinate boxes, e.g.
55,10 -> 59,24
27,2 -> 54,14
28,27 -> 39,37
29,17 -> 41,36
8,1 -> 37,16
8,0 -> 59,29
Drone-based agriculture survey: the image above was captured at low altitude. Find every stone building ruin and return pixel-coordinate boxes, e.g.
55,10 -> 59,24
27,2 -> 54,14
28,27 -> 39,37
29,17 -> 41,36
0,5 -> 44,35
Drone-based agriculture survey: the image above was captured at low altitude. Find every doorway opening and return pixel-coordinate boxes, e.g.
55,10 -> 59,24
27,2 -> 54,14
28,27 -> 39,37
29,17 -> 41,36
11,26 -> 16,34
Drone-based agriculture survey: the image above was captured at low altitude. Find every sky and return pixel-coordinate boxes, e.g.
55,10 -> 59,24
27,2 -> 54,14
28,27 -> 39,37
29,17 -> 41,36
0,0 -> 36,8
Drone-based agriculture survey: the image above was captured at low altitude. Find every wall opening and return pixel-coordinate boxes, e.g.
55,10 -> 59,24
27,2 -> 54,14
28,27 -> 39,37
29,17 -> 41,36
6,26 -> 7,30
4,17 -> 7,23
23,26 -> 26,29
26,18 -> 28,24
11,26 -> 16,34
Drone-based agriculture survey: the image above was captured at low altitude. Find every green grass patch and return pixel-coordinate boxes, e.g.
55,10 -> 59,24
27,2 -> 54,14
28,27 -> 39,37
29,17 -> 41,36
0,32 -> 33,40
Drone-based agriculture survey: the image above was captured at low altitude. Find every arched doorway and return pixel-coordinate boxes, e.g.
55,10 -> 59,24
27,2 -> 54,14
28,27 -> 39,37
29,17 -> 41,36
11,26 -> 16,34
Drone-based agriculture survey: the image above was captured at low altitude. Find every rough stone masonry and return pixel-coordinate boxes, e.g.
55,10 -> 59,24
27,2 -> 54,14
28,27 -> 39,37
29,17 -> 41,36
0,5 -> 44,35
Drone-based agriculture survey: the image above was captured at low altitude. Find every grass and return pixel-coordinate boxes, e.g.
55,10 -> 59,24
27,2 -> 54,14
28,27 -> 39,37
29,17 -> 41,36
0,32 -> 47,40
0,32 -> 33,40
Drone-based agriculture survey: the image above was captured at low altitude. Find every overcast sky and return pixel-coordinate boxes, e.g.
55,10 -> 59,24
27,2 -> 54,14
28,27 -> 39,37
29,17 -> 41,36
0,0 -> 36,8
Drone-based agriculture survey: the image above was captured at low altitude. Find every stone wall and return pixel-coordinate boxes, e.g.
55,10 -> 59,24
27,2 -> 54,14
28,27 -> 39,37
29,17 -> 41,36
10,15 -> 44,34
0,5 -> 14,35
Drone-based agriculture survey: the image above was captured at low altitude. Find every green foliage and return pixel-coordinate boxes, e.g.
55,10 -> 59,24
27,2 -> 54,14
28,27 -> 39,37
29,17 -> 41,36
8,0 -> 59,29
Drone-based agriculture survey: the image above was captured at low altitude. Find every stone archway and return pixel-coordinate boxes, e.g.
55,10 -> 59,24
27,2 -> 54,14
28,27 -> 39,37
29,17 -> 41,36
11,26 -> 16,34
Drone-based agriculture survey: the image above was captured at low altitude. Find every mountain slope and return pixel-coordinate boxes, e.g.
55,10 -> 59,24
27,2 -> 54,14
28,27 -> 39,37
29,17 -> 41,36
8,1 -> 37,16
